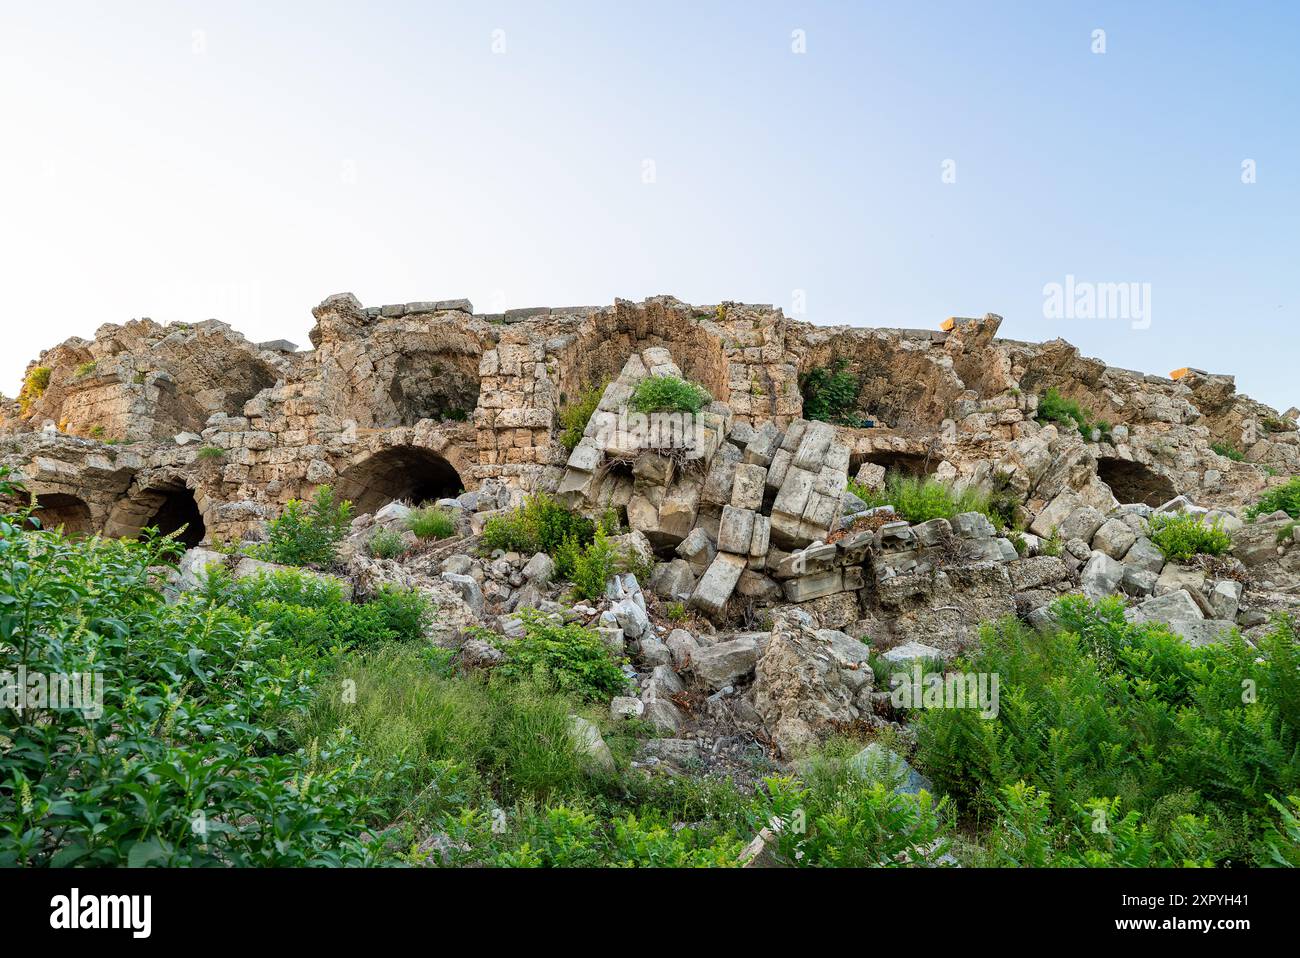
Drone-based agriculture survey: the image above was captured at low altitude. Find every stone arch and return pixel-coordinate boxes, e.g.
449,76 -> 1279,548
849,450 -> 936,480
30,493 -> 94,536
1096,457 -> 1177,507
334,445 -> 466,514
384,351 -> 481,427
106,479 -> 207,547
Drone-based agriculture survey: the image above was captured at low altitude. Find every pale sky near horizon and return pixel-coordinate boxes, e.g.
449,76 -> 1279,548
2,1 -> 1297,410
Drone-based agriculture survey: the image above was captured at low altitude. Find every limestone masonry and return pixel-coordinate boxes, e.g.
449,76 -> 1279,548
4,292 -> 1294,549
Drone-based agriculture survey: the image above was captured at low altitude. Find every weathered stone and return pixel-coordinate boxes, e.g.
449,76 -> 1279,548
689,553 -> 747,619
1091,517 -> 1136,559
1080,551 -> 1124,599
692,635 -> 759,690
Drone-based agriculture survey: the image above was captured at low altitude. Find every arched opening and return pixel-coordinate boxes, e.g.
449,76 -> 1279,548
850,451 -> 936,480
141,485 -> 206,547
1096,457 -> 1178,507
385,352 -> 480,427
30,493 -> 93,536
335,446 -> 464,515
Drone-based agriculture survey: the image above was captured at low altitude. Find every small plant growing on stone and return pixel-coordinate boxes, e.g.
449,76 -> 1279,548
1148,512 -> 1231,562
1247,477 -> 1300,520
1211,441 -> 1246,462
368,527 -> 408,560
197,445 -> 226,461
629,375 -> 711,415
266,485 -> 353,567
799,359 -> 862,426
17,366 -> 51,415
74,361 -> 98,377
1042,527 -> 1063,557
408,506 -> 455,540
1036,387 -> 1111,442
556,526 -> 617,603
666,601 -> 688,623
559,380 -> 606,451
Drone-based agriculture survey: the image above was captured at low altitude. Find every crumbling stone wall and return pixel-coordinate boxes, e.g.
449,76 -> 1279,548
2,293 -> 1296,546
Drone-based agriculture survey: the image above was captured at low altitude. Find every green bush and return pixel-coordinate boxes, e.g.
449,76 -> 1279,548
74,361 -> 97,378
490,609 -> 626,702
1211,441 -> 1246,462
1036,387 -> 1110,441
559,381 -> 606,451
409,506 -> 456,540
0,502 -> 381,866
17,366 -> 51,414
1247,477 -> 1300,520
265,485 -> 353,567
799,359 -> 863,426
555,526 -> 617,602
756,750 -> 951,867
368,527 -> 408,559
913,597 -> 1300,865
204,566 -> 431,648
629,375 -> 711,414
481,493 -> 595,556
1148,512 -> 1232,561
850,474 -> 994,525
197,445 -> 225,461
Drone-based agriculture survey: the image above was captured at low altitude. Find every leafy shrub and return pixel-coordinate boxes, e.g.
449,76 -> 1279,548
491,609 -> 626,702
408,506 -> 455,540
913,598 -> 1300,865
984,782 -> 1218,867
629,375 -> 711,415
559,381 -> 606,451
852,474 -> 994,525
265,485 -> 353,567
205,567 -> 431,648
17,366 -> 51,414
481,493 -> 594,556
799,359 -> 863,426
555,526 -> 617,602
0,510 -> 381,866
1211,441 -> 1246,462
1036,387 -> 1110,441
1247,477 -> 1300,520
1148,512 -> 1232,561
197,445 -> 225,460
757,751 -> 951,867
368,527 -> 408,559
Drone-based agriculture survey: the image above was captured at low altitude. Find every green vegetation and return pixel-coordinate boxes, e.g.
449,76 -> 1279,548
17,366 -> 51,415
848,474 -> 996,526
914,597 -> 1300,866
487,609 -> 627,702
554,525 -> 618,603
1247,476 -> 1300,520
265,485 -> 353,567
629,375 -> 712,415
799,359 -> 864,426
197,445 -> 226,461
73,361 -> 98,378
1036,387 -> 1112,442
408,506 -> 456,540
559,381 -> 606,451
481,492 -> 598,556
1279,520 -> 1298,545
1147,512 -> 1232,561
368,527 -> 408,559
1211,441 -> 1246,462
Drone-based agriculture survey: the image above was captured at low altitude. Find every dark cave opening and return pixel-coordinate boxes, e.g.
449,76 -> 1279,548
334,446 -> 465,514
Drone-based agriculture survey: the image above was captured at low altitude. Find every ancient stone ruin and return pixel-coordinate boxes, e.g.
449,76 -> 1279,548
4,292 -> 1300,759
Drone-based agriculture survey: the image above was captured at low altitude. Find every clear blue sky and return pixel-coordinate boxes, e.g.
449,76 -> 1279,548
2,1 -> 1297,409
